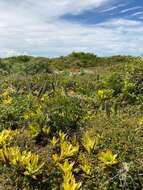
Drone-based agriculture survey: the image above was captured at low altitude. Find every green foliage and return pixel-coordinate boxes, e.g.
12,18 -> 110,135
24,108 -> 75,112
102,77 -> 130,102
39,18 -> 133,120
103,72 -> 123,95
40,90 -> 90,131
0,53 -> 143,189
24,59 -> 52,74
0,60 -> 12,75
0,94 -> 29,130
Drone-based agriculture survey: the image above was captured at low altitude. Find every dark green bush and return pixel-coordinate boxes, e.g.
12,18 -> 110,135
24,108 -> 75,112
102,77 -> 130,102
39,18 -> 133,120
24,59 -> 52,74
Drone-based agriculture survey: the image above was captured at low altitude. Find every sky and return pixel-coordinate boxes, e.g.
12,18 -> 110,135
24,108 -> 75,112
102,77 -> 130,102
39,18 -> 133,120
0,0 -> 143,57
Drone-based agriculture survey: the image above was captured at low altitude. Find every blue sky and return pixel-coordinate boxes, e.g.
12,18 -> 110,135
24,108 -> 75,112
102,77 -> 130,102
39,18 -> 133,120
62,0 -> 143,24
0,0 -> 143,57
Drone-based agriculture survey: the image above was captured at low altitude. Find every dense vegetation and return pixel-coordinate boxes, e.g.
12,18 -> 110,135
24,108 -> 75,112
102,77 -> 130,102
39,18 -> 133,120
0,52 -> 143,190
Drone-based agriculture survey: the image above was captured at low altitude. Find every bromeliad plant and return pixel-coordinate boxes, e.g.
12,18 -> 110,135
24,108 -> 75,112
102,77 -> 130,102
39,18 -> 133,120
24,104 -> 51,143
21,150 -> 45,179
78,152 -> 93,176
0,146 -> 21,165
80,162 -> 92,176
62,171 -> 82,190
28,123 -> 50,139
51,131 -> 82,190
81,130 -> 100,154
98,150 -> 118,167
60,140 -> 79,160
0,146 -> 45,179
58,160 -> 75,175
52,131 -> 79,162
0,129 -> 18,147
58,160 -> 81,190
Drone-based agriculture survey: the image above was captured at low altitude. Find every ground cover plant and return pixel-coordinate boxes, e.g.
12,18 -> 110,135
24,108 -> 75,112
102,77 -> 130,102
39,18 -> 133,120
0,52 -> 143,190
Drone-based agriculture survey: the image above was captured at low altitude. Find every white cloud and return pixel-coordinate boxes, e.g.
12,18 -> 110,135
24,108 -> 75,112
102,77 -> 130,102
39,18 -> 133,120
101,3 -> 126,13
120,6 -> 142,13
0,49 -> 28,57
101,6 -> 120,13
0,0 -> 109,23
0,0 -> 143,57
131,11 -> 143,16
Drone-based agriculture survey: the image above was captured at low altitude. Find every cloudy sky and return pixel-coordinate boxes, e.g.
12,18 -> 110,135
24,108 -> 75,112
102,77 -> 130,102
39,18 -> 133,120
0,0 -> 143,57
